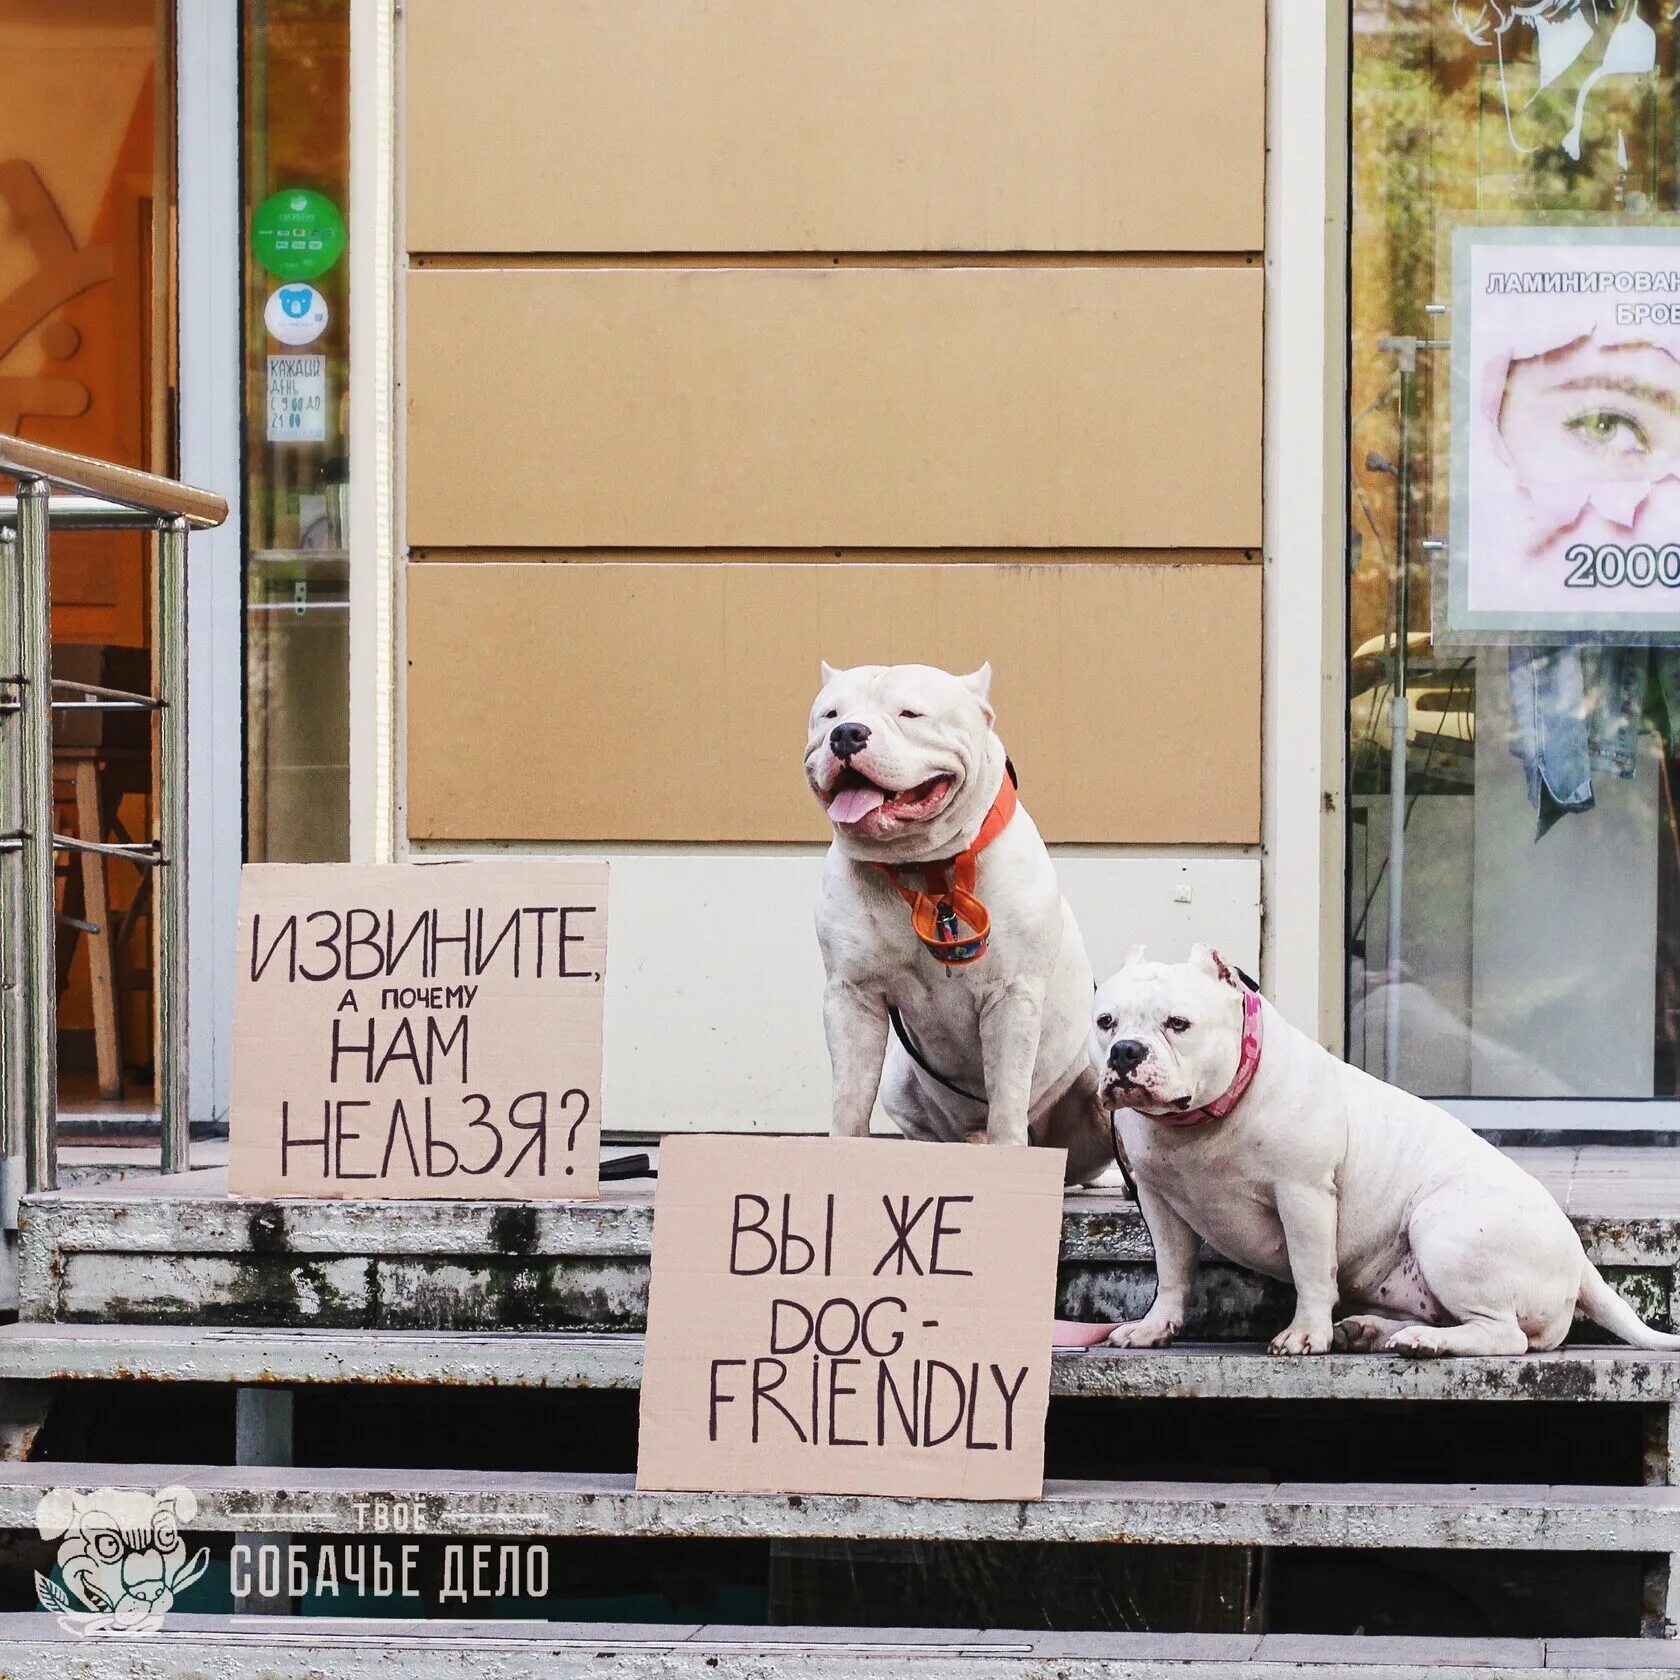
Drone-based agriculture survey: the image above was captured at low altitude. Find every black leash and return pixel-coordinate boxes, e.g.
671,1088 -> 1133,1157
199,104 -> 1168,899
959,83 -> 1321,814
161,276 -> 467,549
1106,1116 -> 1139,1202
888,1006 -> 985,1103
890,1001 -> 1138,1201
878,760 -> 1246,1207
600,1151 -> 655,1181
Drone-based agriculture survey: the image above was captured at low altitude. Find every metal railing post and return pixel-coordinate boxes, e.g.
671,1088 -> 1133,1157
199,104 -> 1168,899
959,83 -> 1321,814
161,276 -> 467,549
15,479 -> 55,1194
156,516 -> 189,1174
0,435 -> 224,1187
0,525 -> 22,1221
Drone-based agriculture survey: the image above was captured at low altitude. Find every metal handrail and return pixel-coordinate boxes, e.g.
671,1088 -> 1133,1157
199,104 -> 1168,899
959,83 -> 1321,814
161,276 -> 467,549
0,495 -> 195,532
0,437 -> 227,1203
0,434 -> 226,529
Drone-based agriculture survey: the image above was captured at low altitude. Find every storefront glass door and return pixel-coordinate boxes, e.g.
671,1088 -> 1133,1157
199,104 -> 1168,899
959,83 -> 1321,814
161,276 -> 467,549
242,0 -> 351,863
1348,0 -> 1680,1127
0,0 -> 175,1115
0,1 -> 352,1128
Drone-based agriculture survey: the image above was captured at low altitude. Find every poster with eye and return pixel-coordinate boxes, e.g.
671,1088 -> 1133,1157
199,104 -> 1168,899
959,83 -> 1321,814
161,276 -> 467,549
1446,223 -> 1680,643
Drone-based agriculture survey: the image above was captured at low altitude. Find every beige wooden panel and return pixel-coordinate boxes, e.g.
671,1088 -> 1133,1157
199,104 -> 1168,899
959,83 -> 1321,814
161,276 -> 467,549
409,548 -> 1258,567
404,0 -> 1265,255
406,266 -> 1262,550
406,562 -> 1260,844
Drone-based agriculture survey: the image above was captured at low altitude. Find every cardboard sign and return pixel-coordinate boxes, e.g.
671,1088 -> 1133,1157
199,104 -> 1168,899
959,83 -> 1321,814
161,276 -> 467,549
229,861 -> 607,1199
637,1136 -> 1065,1501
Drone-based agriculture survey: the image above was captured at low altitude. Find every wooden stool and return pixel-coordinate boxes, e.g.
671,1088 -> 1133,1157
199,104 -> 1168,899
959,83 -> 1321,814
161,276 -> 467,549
52,644 -> 150,1101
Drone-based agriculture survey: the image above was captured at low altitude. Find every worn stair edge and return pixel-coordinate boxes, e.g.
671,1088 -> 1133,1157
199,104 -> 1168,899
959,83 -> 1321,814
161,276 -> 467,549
0,1620 -> 1676,1679
5,1325 -> 1680,1403
22,1164 -> 1680,1267
13,1257 -> 1671,1339
0,1466 -> 1677,1549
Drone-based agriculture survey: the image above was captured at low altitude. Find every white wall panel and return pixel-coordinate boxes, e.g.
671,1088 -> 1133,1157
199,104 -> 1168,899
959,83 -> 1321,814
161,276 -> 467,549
411,845 -> 1261,1134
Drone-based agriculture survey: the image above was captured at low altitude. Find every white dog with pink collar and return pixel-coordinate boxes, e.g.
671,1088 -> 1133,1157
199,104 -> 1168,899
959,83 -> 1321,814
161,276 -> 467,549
1088,945 -> 1680,1357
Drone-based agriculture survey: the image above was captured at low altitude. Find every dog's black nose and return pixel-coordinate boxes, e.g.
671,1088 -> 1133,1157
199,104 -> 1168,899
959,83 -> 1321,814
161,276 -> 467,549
830,722 -> 871,759
1108,1039 -> 1148,1075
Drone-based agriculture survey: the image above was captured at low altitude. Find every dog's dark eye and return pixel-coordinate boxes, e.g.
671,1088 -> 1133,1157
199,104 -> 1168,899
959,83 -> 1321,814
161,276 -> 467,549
1094,1013 -> 1115,1033
899,709 -> 922,720
823,709 -> 838,720
1164,1016 -> 1191,1034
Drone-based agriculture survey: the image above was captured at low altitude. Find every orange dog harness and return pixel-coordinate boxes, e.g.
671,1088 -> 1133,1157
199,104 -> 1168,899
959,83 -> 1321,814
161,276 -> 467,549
873,775 -> 1018,966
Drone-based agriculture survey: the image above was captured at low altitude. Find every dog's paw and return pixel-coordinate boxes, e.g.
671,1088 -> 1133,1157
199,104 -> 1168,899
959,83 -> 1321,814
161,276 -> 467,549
1105,1318 -> 1180,1349
1383,1324 -> 1449,1357
1332,1315 -> 1396,1352
1269,1320 -> 1334,1356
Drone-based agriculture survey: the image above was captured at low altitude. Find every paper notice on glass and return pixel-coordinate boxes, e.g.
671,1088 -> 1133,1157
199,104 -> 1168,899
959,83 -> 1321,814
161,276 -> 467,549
267,353 -> 328,444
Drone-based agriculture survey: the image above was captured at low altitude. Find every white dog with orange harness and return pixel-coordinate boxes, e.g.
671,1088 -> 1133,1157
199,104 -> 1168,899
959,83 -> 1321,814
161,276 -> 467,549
806,661 -> 1110,1184
1088,945 -> 1680,1355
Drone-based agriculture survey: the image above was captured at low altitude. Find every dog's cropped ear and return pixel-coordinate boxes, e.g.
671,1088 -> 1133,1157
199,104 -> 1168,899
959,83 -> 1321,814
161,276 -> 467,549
1119,942 -> 1147,970
819,660 -> 840,687
958,662 -> 995,723
1190,943 -> 1241,989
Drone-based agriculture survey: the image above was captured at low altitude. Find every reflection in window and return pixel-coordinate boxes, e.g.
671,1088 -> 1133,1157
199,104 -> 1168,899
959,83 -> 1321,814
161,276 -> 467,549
243,0 -> 350,862
0,0 -> 173,1108
1348,0 -> 1680,1105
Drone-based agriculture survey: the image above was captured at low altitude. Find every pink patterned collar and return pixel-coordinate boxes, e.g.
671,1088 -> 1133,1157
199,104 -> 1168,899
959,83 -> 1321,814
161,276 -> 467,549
1121,988 -> 1264,1131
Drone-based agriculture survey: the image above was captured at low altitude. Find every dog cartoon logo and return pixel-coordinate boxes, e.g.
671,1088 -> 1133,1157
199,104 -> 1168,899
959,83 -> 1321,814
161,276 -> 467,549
35,1485 -> 210,1636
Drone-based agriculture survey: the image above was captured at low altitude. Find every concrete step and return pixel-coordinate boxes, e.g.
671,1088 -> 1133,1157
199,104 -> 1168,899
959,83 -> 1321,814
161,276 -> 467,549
0,1463 -> 1676,1549
19,1145 -> 1680,1332
2,1619 -> 1676,1680
4,1322 -> 1680,1403
52,1137 -> 230,1188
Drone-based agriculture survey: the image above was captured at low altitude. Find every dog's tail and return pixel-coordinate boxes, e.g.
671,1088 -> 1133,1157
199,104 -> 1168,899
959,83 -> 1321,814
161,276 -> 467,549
1578,1264 -> 1680,1350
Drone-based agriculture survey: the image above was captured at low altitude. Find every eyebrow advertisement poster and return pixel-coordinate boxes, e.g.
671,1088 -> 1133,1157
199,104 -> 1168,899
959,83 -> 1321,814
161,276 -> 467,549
1446,223 -> 1680,645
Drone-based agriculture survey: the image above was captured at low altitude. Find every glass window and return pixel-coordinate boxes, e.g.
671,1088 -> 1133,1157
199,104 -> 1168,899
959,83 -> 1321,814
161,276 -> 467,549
0,0 -> 174,1110
1348,2 -> 1680,1111
242,0 -> 350,862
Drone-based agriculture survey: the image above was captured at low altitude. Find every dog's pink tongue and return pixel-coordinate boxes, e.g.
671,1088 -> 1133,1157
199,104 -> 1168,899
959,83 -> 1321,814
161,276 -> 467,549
828,784 -> 887,824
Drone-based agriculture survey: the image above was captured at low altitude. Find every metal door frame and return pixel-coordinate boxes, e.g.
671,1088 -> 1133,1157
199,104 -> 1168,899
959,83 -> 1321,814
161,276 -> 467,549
177,3 -> 242,1126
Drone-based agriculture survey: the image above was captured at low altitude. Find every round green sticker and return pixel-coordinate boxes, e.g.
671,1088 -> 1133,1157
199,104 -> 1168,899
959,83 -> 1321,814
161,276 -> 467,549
251,188 -> 345,281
